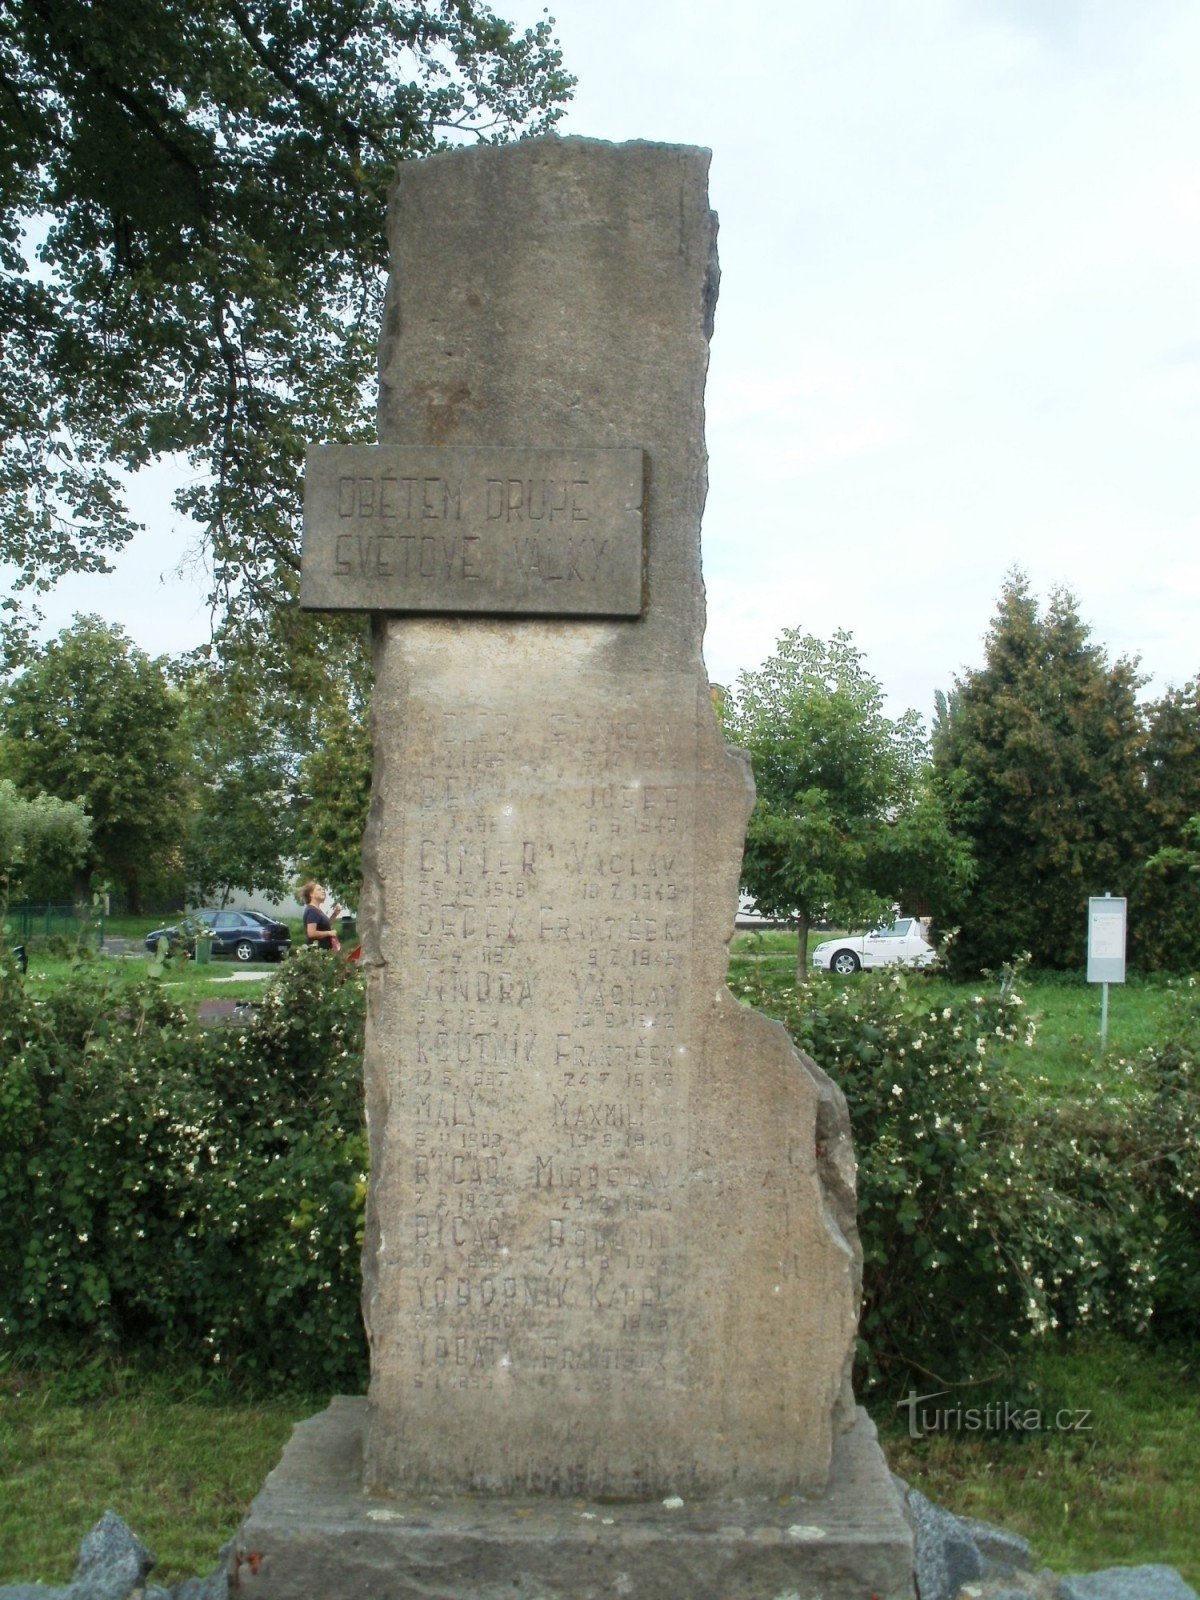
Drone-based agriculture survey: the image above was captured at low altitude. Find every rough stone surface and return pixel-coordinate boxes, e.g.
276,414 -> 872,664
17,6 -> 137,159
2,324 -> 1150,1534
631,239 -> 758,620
908,1487 -> 986,1600
71,1514 -> 155,1600
172,1562 -> 231,1600
957,1571 -> 1061,1600
357,133 -> 860,1505
231,1395 -> 914,1600
1058,1569 -> 1198,1600
963,1518 -> 1035,1578
897,1481 -> 1036,1600
0,1518 -> 232,1600
987,1589 -> 1045,1600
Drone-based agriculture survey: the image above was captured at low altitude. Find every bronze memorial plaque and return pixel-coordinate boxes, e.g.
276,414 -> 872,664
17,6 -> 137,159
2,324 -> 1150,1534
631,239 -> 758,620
300,445 -> 645,617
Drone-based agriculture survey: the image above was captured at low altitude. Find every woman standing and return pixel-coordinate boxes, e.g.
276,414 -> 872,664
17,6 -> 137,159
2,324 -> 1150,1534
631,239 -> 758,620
301,882 -> 343,951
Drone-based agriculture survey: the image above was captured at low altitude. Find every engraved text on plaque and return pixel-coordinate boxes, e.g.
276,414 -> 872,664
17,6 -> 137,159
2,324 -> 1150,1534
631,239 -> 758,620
300,446 -> 645,617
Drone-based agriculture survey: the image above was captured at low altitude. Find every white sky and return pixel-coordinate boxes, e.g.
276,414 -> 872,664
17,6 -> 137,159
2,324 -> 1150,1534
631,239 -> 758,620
32,0 -> 1200,724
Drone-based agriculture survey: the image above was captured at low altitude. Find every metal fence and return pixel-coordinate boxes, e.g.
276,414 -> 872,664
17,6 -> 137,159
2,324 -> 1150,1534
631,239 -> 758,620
5,902 -> 106,948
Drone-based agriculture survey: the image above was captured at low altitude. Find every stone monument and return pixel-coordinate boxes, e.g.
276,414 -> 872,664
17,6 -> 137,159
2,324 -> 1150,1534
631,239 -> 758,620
234,136 -> 914,1600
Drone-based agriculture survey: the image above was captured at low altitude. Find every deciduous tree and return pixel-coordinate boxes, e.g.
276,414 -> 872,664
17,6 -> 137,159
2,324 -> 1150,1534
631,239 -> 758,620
178,610 -> 373,910
0,0 -> 573,660
723,628 -> 940,980
1,616 -> 186,909
178,665 -> 297,907
290,642 -> 373,910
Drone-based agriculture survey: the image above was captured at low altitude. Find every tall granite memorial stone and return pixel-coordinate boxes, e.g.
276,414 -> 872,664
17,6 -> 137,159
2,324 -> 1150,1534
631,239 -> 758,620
234,136 -> 914,1600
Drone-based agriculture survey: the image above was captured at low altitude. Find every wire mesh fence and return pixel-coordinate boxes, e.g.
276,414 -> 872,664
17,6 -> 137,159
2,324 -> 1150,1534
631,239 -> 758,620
5,902 -> 106,948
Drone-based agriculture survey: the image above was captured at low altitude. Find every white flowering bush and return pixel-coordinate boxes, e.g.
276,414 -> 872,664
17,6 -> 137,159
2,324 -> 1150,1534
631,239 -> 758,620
1045,995 -> 1200,1347
2,942 -> 1194,1396
0,947 -> 367,1388
737,960 -> 1199,1391
1146,1027 -> 1200,1337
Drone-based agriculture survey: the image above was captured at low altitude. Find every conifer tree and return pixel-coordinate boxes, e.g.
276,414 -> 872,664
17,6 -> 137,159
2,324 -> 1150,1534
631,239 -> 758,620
1134,679 -> 1200,970
933,572 -> 1148,971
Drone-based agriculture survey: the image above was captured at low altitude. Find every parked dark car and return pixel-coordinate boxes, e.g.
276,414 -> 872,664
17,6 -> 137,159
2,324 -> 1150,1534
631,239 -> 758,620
144,909 -> 292,963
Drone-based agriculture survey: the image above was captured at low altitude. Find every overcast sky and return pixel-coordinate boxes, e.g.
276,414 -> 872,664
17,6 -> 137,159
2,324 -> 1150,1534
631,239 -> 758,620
34,0 -> 1200,724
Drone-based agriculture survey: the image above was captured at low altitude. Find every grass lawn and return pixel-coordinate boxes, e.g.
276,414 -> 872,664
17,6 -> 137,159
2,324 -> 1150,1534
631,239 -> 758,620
0,1339 -> 1195,1588
875,1337 -> 1200,1586
10,905 -> 346,1010
728,930 -> 1193,1100
0,1363 -> 314,1586
11,913 -> 299,1008
17,952 -> 282,1007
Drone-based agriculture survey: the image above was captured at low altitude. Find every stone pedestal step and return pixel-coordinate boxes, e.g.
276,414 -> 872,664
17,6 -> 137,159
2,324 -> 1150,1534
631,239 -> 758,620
231,1398 -> 914,1600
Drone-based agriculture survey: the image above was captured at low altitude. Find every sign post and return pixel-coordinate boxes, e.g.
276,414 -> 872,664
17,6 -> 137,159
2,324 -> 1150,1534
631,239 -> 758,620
1086,893 -> 1127,1051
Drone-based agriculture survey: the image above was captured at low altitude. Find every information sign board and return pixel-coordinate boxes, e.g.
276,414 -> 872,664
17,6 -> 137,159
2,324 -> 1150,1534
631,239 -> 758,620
1087,895 -> 1127,984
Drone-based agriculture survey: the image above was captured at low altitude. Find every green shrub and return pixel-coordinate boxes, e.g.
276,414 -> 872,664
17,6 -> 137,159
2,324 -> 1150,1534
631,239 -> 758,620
185,951 -> 368,1383
737,962 -> 1198,1392
0,948 -> 367,1389
4,940 -> 1195,1401
1114,991 -> 1200,1339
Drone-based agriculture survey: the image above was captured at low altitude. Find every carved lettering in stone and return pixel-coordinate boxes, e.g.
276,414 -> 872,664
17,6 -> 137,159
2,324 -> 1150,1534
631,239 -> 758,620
300,447 -> 644,616
385,688 -> 693,1400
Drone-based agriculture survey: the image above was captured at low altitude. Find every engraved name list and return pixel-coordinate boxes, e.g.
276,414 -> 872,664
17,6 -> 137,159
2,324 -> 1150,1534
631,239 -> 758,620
395,688 -> 697,1405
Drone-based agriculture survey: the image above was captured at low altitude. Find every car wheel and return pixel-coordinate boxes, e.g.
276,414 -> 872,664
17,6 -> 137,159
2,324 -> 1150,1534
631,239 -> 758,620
234,940 -> 256,963
831,949 -> 860,975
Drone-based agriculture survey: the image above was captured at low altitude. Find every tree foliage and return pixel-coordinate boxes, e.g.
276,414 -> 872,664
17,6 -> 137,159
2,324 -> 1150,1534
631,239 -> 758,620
262,609 -> 374,908
292,678 -> 372,910
0,0 -> 573,658
868,773 -> 975,932
0,607 -> 376,917
723,628 -> 955,975
0,778 -> 91,910
177,611 -> 372,909
1143,680 -> 1200,835
933,572 -> 1149,972
1135,681 -> 1200,970
1,616 -> 185,909
178,665 -> 297,907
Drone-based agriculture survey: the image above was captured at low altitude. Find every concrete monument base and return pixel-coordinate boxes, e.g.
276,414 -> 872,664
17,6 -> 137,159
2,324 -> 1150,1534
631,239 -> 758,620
230,1397 -> 914,1600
